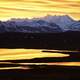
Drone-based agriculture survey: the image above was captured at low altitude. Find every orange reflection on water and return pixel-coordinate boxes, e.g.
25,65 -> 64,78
0,67 -> 23,70
0,49 -> 80,70
49,62 -> 80,66
18,62 -> 80,66
0,49 -> 69,60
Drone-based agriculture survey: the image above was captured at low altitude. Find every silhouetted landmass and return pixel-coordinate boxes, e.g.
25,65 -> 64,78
0,65 -> 80,79
0,31 -> 80,50
0,31 -> 80,79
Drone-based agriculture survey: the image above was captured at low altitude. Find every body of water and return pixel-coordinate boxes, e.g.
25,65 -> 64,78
0,49 -> 80,70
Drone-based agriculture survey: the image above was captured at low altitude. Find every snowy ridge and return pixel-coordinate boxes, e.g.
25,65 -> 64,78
0,15 -> 80,33
41,15 -> 75,31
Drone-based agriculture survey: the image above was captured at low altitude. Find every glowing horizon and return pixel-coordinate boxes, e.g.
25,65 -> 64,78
0,0 -> 80,21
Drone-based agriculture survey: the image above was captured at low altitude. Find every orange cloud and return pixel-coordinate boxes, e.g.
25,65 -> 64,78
0,7 -> 36,12
0,0 -> 80,20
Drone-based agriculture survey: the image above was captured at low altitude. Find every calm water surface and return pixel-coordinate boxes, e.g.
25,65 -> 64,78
0,49 -> 80,70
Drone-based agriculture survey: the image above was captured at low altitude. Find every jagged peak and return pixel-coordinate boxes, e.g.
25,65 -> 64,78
41,15 -> 74,22
0,15 -> 75,22
0,15 -> 80,33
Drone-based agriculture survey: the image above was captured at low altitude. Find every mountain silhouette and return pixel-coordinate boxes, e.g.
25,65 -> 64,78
0,15 -> 80,33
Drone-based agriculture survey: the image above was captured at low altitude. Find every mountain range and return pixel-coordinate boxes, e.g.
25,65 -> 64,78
0,15 -> 80,33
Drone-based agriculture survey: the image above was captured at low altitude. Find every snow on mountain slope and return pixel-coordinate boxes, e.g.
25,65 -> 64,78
0,15 -> 80,33
68,21 -> 80,31
0,19 -> 62,33
41,15 -> 75,31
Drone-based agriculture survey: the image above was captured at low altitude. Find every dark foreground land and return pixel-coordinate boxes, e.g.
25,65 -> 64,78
0,65 -> 80,80
1,56 -> 80,63
0,31 -> 80,79
0,31 -> 80,50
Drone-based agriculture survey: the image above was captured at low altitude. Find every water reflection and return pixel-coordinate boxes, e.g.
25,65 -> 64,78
0,49 -> 80,70
0,67 -> 24,70
0,49 -> 69,60
18,62 -> 80,66
0,62 -> 80,70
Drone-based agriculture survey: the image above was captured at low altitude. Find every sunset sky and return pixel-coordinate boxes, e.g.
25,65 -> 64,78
0,0 -> 80,21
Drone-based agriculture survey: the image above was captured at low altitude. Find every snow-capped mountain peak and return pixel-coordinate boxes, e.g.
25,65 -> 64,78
40,15 -> 75,31
0,15 -> 80,33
